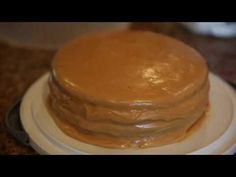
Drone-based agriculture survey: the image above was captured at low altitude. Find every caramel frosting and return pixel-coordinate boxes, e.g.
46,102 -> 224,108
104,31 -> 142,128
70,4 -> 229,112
48,30 -> 209,148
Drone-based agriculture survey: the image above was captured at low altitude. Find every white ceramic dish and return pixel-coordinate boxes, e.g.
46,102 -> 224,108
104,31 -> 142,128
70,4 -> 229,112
20,72 -> 236,154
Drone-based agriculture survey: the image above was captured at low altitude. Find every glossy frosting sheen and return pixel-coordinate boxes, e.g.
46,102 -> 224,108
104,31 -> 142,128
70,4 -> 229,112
53,31 -> 208,106
48,30 -> 209,148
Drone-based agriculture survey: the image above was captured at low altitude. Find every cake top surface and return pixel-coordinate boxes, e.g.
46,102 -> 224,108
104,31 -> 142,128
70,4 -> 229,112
52,30 -> 208,106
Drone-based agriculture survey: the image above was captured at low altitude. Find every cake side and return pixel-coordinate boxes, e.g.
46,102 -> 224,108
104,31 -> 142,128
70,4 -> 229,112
47,73 -> 209,148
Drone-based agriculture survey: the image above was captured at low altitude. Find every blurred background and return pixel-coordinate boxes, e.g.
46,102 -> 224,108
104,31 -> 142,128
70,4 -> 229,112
0,22 -> 236,49
0,22 -> 235,154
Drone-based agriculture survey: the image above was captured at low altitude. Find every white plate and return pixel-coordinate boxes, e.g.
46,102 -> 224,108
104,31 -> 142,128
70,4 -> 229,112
20,72 -> 236,154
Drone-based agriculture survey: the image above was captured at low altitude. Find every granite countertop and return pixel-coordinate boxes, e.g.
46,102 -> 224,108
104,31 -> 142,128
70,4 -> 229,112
0,23 -> 235,155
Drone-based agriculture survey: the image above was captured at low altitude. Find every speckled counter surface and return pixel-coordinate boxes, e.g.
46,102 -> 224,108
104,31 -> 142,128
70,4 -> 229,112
0,23 -> 235,155
0,43 -> 55,154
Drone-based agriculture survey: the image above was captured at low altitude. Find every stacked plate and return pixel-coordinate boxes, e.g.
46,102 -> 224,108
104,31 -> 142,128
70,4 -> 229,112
19,73 -> 236,154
